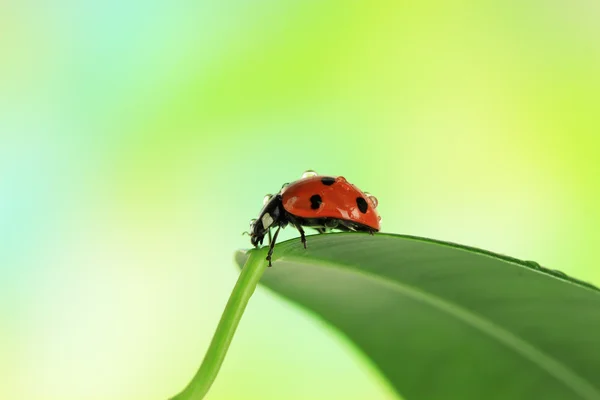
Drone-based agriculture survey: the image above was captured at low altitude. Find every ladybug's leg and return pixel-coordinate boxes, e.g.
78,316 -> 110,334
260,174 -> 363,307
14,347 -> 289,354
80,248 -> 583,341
267,228 -> 273,244
296,225 -> 307,249
266,226 -> 281,267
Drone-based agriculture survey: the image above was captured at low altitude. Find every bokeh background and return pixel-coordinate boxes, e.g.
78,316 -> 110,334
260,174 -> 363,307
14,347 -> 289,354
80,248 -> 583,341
2,1 -> 599,399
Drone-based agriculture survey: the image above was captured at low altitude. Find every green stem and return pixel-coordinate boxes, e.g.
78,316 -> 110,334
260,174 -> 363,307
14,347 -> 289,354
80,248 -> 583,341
170,249 -> 267,400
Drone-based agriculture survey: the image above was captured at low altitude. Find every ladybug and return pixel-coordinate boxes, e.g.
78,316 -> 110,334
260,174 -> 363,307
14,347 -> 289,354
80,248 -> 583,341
249,170 -> 381,267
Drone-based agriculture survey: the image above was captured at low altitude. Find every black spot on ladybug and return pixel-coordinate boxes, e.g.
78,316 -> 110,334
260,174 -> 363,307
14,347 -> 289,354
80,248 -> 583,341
321,177 -> 335,186
356,197 -> 368,213
310,194 -> 322,210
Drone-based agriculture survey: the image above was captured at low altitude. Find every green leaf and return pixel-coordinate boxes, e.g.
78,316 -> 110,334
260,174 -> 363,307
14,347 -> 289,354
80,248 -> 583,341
233,233 -> 600,400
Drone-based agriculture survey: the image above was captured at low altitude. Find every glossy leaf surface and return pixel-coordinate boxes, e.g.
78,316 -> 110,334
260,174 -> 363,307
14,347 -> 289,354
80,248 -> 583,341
235,233 -> 600,400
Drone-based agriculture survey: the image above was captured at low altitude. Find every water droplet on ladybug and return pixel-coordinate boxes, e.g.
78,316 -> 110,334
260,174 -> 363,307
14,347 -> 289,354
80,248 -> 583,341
365,192 -> 378,208
263,194 -> 273,205
302,170 -> 318,178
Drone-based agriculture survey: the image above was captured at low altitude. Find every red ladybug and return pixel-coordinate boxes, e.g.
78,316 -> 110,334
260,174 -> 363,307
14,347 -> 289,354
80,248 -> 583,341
249,171 -> 381,266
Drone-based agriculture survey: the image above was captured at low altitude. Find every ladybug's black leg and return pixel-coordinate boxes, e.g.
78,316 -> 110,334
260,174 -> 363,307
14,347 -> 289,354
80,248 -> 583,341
267,228 -> 273,244
266,226 -> 281,267
296,225 -> 307,249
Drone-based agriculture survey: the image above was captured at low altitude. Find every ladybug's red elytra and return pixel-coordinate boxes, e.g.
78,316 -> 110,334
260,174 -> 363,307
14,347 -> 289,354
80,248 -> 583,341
249,170 -> 381,267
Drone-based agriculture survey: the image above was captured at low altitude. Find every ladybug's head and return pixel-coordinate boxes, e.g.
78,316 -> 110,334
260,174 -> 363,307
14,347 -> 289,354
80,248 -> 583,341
249,194 -> 285,247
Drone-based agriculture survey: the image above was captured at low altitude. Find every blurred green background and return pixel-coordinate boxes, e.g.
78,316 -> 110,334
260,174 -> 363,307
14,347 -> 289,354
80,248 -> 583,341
1,1 -> 599,399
